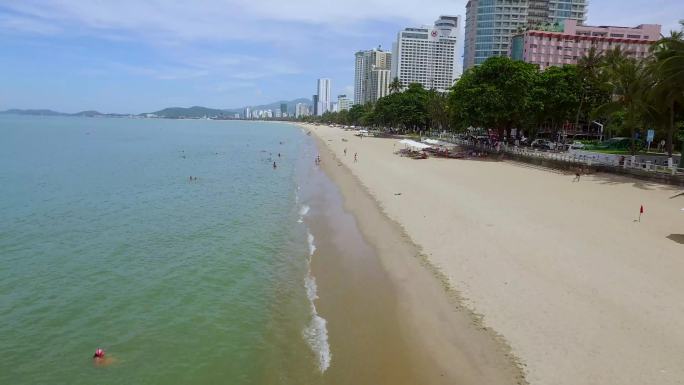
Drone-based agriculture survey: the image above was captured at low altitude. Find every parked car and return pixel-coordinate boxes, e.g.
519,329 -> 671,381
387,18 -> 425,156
569,141 -> 585,150
531,139 -> 556,150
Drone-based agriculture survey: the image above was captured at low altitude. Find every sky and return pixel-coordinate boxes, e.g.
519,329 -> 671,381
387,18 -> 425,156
1,1 -> 682,114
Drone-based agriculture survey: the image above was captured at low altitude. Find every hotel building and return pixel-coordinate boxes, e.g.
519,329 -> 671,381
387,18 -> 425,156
391,15 -> 462,92
354,48 -> 392,104
337,95 -> 352,111
463,0 -> 588,70
510,20 -> 661,69
316,78 -> 332,116
295,103 -> 310,118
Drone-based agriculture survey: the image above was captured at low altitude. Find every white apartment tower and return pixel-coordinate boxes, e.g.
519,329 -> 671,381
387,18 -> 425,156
391,15 -> 462,92
316,78 -> 332,116
337,94 -> 352,111
354,48 -> 392,104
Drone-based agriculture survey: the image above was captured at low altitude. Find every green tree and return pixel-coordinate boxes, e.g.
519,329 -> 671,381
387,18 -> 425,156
397,83 -> 429,131
449,56 -> 538,140
389,77 -> 403,94
595,57 -> 652,155
650,31 -> 684,160
426,89 -> 450,131
536,65 -> 582,136
575,47 -> 611,131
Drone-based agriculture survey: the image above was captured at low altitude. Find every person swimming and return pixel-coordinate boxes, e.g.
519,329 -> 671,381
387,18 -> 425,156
273,161 -> 277,169
93,348 -> 116,367
93,348 -> 105,359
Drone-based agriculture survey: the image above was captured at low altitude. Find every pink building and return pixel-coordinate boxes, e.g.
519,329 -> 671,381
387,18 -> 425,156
510,20 -> 661,70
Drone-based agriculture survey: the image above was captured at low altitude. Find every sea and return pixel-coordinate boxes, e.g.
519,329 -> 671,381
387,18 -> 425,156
0,115 -> 329,384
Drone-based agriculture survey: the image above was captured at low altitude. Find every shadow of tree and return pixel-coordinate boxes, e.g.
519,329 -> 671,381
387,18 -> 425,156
666,234 -> 684,244
589,173 -> 682,191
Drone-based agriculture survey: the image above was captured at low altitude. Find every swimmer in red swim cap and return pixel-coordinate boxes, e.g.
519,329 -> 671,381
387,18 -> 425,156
93,348 -> 105,359
93,348 -> 115,367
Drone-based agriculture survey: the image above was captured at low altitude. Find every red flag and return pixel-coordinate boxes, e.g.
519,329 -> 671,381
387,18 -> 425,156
640,205 -> 644,214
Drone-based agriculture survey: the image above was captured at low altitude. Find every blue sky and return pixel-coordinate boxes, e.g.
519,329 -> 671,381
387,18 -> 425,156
1,1 -> 682,114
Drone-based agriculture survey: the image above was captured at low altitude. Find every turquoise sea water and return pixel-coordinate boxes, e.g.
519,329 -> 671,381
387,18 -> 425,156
0,116 -> 323,384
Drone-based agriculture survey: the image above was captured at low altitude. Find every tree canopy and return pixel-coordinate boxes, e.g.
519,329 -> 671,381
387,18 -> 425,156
297,29 -> 684,159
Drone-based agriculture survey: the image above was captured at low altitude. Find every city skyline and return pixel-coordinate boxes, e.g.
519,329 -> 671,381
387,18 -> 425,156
1,1 -> 683,113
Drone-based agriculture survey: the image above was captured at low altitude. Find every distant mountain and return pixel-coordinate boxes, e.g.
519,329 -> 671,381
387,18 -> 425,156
1,109 -> 67,116
2,97 -> 314,119
148,106 -> 229,119
1,109 -> 129,117
73,110 -> 129,117
144,98 -> 312,119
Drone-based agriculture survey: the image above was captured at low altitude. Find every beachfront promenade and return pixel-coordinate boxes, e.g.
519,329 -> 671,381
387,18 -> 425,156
432,134 -> 684,178
306,123 -> 684,385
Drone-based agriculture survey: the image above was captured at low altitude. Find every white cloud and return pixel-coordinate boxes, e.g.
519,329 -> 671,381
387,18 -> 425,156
0,0 -> 465,43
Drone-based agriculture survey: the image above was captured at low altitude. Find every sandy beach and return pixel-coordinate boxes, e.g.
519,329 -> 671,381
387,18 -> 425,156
303,126 -> 524,385
303,123 -> 684,385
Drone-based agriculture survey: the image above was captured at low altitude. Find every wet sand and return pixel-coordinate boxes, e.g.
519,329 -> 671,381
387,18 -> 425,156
305,131 -> 524,384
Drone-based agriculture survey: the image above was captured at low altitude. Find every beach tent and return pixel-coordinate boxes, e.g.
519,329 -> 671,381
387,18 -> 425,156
398,139 -> 432,150
422,138 -> 452,147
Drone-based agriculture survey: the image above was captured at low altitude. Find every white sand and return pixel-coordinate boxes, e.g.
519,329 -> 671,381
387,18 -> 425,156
305,123 -> 684,385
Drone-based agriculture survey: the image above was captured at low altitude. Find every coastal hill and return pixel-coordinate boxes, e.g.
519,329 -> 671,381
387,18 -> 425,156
149,98 -> 312,118
0,109 -> 130,117
1,109 -> 67,116
149,106 -> 227,119
1,98 -> 312,119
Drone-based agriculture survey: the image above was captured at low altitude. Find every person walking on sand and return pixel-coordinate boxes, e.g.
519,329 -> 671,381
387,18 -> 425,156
573,168 -> 581,182
344,148 -> 347,156
354,153 -> 358,162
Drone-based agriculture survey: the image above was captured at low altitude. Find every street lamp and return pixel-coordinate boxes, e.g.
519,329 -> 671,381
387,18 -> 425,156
592,121 -> 604,142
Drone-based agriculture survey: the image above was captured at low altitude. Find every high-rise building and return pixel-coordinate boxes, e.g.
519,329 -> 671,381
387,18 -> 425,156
391,15 -> 462,92
354,48 -> 392,104
244,107 -> 251,120
316,78 -> 331,115
463,0 -> 588,70
312,94 -> 319,116
280,103 -> 288,116
337,94 -> 352,111
510,20 -> 661,70
295,103 -> 311,118
369,69 -> 391,101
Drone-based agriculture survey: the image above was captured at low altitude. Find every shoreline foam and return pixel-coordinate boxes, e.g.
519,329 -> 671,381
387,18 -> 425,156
302,213 -> 330,372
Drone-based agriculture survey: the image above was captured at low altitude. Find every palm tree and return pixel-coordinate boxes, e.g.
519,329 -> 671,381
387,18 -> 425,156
651,31 -> 684,163
575,47 -> 604,130
389,77 -> 403,94
595,57 -> 652,155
